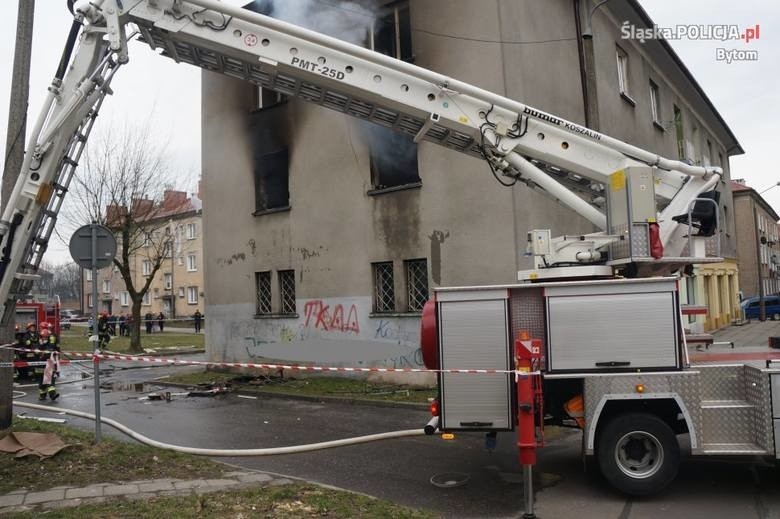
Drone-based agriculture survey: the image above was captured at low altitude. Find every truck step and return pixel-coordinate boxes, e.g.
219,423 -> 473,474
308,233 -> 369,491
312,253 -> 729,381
700,399 -> 753,409
699,443 -> 768,455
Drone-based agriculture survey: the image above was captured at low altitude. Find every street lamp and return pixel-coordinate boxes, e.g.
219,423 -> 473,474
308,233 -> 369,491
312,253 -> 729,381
759,181 -> 780,194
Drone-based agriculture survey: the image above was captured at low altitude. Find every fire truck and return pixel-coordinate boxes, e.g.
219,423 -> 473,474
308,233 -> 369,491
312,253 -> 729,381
0,0 -> 772,509
13,300 -> 61,380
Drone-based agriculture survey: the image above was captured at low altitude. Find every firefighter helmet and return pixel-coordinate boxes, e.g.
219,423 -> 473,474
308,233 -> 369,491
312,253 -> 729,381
40,321 -> 50,329
26,322 -> 36,330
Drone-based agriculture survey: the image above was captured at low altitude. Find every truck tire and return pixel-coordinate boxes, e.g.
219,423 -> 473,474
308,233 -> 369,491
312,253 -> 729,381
596,412 -> 680,496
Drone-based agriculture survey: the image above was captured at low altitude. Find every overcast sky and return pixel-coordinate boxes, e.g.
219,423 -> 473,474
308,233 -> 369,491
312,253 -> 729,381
0,1 -> 776,264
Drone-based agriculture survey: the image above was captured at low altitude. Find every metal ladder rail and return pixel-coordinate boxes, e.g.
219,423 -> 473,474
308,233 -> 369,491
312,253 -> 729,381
10,63 -> 118,298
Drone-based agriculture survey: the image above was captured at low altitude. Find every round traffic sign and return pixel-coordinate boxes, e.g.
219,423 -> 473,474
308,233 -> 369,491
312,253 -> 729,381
69,224 -> 117,270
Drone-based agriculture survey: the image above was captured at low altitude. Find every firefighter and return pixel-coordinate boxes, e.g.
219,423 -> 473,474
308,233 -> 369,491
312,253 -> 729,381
97,312 -> 111,351
37,328 -> 60,401
40,322 -> 57,346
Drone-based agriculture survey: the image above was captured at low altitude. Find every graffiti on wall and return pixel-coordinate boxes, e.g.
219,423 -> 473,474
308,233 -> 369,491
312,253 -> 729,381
303,300 -> 360,334
230,297 -> 423,367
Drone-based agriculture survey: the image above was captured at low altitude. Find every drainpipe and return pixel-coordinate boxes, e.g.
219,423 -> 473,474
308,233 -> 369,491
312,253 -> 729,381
753,197 -> 766,321
578,0 -> 612,132
573,0 -> 590,128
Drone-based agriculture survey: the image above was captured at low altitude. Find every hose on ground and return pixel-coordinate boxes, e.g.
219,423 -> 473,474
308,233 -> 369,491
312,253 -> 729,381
14,401 -> 425,456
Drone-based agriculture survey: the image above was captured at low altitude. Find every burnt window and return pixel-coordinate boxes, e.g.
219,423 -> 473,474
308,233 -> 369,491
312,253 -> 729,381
372,2 -> 413,61
255,271 -> 271,315
279,270 -> 296,315
405,259 -> 428,312
254,148 -> 290,213
372,262 -> 395,313
366,124 -> 420,190
253,87 -> 286,110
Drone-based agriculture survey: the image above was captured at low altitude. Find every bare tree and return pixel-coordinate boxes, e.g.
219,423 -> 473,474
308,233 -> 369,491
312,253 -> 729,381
41,261 -> 81,302
64,125 -> 176,352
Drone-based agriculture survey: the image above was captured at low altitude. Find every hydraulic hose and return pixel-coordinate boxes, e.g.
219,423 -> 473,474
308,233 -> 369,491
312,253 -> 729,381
14,401 -> 425,456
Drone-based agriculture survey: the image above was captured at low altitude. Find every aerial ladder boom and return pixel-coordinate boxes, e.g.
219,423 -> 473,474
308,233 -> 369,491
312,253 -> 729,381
0,0 -> 724,321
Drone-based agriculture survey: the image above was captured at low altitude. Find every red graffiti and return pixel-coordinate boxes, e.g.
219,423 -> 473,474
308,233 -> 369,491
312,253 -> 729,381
303,300 -> 360,334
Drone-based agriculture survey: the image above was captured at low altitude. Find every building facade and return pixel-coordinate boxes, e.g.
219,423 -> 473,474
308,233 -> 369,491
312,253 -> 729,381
732,180 -> 780,302
82,190 -> 205,321
202,0 -> 743,366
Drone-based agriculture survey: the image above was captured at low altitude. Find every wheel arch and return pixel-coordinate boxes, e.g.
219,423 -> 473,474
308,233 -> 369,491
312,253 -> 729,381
585,394 -> 696,454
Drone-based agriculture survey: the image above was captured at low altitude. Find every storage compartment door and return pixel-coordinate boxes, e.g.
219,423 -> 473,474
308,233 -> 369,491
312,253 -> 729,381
439,298 -> 511,431
547,291 -> 678,371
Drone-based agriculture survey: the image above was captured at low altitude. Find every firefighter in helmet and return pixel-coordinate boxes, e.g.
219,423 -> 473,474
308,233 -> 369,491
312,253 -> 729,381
37,327 -> 60,401
23,322 -> 38,348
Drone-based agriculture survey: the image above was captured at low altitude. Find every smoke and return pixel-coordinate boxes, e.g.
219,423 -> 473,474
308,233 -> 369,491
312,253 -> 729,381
244,0 -> 378,45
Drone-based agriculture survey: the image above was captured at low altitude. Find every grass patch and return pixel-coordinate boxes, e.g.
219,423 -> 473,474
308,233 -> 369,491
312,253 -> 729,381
6,483 -> 436,518
59,328 -> 204,353
165,371 -> 437,404
0,418 -> 223,494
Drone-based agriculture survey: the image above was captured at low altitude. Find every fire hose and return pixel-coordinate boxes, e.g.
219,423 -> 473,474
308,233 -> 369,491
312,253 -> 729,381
14,400 -> 434,456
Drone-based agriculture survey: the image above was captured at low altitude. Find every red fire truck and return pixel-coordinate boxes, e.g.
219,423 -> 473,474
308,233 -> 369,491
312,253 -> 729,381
13,300 -> 61,380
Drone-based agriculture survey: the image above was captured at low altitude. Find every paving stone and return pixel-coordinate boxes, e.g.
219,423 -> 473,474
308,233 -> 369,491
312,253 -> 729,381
104,484 -> 139,496
45,498 -> 83,510
49,485 -> 75,491
65,485 -> 105,499
173,480 -> 209,490
138,480 -> 174,493
236,473 -> 273,484
268,478 -> 293,486
222,471 -> 249,477
0,494 -> 25,507
24,489 -> 65,505
205,479 -> 240,488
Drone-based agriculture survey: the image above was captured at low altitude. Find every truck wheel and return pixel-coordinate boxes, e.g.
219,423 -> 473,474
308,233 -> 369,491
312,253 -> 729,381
596,413 -> 680,496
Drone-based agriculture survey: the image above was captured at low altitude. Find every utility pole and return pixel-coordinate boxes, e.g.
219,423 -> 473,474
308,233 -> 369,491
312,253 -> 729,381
1,0 -> 36,438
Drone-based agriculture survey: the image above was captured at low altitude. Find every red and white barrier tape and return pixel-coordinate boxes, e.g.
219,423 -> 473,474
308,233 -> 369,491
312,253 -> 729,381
7,346 -> 535,376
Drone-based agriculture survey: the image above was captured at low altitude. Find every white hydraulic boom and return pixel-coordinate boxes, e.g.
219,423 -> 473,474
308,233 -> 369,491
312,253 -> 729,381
0,0 -> 724,321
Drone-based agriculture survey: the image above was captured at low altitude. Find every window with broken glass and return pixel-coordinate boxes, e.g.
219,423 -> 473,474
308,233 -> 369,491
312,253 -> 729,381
279,270 -> 296,315
372,261 -> 395,312
405,259 -> 429,312
255,271 -> 272,315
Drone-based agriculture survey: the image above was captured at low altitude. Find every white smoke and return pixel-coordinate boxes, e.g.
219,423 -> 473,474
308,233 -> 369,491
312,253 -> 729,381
266,0 -> 378,45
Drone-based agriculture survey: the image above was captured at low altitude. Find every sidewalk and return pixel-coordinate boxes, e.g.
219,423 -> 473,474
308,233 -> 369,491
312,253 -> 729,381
0,470 -> 291,514
712,319 -> 780,349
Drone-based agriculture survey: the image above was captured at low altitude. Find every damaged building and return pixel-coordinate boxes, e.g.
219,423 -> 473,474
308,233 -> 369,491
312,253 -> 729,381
201,0 -> 742,369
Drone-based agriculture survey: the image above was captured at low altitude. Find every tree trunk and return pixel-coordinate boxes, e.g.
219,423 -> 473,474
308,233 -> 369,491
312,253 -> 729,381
129,299 -> 144,353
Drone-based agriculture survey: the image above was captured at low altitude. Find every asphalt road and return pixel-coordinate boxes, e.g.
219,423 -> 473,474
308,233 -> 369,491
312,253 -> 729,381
13,360 -> 780,518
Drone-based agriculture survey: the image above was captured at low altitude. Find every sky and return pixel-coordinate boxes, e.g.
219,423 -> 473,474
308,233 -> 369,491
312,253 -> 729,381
0,0 -> 777,264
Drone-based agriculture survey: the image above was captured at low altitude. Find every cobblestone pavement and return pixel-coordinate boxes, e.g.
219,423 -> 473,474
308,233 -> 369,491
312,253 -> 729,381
0,470 -> 291,514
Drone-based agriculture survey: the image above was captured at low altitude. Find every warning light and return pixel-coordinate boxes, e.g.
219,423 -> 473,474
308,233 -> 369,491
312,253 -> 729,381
430,400 -> 440,417
441,433 -> 455,440
635,384 -> 645,394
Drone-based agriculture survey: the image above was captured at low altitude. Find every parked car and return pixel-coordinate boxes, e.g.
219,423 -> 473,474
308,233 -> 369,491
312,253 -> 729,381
741,295 -> 780,320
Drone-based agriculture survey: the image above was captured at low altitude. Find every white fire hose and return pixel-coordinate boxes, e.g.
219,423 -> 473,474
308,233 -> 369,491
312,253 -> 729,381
15,400 -> 436,456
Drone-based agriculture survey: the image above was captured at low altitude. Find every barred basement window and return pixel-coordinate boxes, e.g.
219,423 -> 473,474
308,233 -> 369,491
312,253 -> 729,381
372,262 -> 395,313
405,259 -> 429,312
279,270 -> 296,315
255,271 -> 272,315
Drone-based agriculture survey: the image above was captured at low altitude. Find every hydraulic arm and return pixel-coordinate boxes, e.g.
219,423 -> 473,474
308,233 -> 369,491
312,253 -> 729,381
0,0 -> 724,320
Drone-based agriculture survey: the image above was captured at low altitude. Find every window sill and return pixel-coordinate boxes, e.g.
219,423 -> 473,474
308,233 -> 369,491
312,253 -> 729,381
253,206 -> 291,217
367,182 -> 422,196
652,120 -> 666,132
369,312 -> 422,318
619,91 -> 636,107
254,313 -> 300,319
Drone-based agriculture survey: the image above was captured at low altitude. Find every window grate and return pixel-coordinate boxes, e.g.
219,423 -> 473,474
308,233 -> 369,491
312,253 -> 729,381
405,259 -> 429,312
255,271 -> 271,315
372,262 -> 395,312
279,270 -> 296,314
